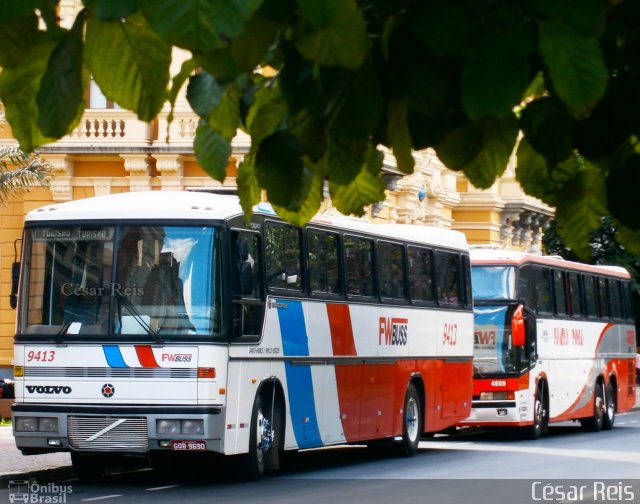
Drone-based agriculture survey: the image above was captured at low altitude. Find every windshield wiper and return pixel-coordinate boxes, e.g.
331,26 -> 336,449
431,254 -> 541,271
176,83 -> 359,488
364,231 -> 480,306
55,320 -> 73,344
114,292 -> 163,344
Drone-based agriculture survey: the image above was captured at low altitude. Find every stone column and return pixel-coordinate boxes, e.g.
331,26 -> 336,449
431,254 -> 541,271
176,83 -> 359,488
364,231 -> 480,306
155,154 -> 184,191
121,154 -> 152,192
45,154 -> 74,201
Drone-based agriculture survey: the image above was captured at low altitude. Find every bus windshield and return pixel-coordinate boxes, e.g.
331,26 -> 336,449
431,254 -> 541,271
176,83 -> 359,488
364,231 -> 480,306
19,225 -> 220,338
471,265 -> 516,301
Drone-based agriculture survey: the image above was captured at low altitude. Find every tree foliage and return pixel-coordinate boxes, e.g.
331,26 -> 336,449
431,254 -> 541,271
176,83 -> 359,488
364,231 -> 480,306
0,145 -> 51,204
1,0 -> 640,256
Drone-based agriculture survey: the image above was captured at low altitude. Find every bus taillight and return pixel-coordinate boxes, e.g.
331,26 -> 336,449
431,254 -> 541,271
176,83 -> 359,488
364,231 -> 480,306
512,304 -> 525,347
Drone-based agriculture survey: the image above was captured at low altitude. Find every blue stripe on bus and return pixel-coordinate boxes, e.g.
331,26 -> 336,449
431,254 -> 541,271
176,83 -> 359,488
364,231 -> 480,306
277,299 -> 323,448
102,345 -> 128,368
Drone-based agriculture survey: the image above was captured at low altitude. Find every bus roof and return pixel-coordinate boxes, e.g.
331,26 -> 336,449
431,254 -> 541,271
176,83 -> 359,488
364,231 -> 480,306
25,191 -> 469,251
469,248 -> 630,279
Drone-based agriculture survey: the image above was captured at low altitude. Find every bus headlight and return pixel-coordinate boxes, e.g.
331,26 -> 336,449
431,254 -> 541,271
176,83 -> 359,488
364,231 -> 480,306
181,420 -> 204,435
15,417 -> 39,432
38,417 -> 59,432
156,420 -> 181,434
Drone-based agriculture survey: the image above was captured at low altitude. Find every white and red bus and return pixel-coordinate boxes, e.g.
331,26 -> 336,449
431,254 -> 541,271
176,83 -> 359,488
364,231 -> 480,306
11,191 -> 474,479
459,248 -> 637,438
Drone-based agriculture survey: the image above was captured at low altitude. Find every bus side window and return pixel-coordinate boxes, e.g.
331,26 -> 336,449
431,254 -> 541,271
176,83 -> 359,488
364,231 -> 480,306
408,246 -> 435,303
518,265 -> 536,307
568,272 -> 582,318
583,275 -> 598,318
533,267 -> 553,315
377,241 -> 406,300
435,251 -> 460,306
265,223 -> 301,291
307,230 -> 341,295
232,231 -> 264,338
597,277 -> 610,319
344,236 -> 374,298
553,270 -> 567,316
608,279 -> 623,321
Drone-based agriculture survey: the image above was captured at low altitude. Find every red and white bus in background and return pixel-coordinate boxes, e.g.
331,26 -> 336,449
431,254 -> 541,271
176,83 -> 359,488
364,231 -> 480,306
459,248 -> 637,438
11,191 -> 474,480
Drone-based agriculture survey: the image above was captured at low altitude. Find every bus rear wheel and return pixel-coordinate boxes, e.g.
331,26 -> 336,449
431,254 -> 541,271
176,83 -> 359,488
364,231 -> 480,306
581,382 -> 605,432
602,382 -> 616,431
398,384 -> 422,457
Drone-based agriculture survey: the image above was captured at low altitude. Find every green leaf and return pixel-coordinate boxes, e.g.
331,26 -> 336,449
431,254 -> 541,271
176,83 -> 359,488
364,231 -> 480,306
411,1 -> 477,58
295,0 -> 366,68
195,48 -> 242,83
85,14 -> 171,121
194,120 -> 231,182
166,58 -> 198,128
187,72 -> 225,118
520,97 -> 574,164
254,132 -> 309,209
464,115 -> 519,188
297,0 -> 343,29
325,139 -> 364,184
535,0 -> 606,37
236,151 -> 261,223
36,11 -> 87,139
462,41 -> 530,120
330,145 -> 386,216
272,173 -> 324,226
0,41 -> 57,151
140,0 -> 262,52
434,122 -> 484,171
228,12 -> 282,72
0,0 -> 38,23
555,161 -> 608,259
386,100 -> 414,174
246,84 -> 288,145
0,13 -> 47,68
606,154 -> 640,230
83,0 -> 139,21
515,138 -> 555,206
320,65 -> 384,149
209,82 -> 241,139
539,19 -> 609,119
290,111 -> 327,163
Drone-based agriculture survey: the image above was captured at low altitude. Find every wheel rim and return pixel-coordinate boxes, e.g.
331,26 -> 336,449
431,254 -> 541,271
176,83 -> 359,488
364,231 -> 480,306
595,386 -> 605,421
606,387 -> 615,421
256,409 -> 266,464
405,397 -> 419,442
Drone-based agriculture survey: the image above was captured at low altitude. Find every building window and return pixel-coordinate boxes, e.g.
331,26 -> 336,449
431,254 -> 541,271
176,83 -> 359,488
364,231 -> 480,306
88,77 -> 122,109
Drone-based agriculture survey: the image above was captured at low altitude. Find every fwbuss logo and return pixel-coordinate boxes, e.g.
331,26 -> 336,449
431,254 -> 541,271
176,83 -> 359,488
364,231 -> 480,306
26,385 -> 71,394
161,353 -> 192,363
553,328 -> 584,346
474,330 -> 496,346
379,317 -> 408,346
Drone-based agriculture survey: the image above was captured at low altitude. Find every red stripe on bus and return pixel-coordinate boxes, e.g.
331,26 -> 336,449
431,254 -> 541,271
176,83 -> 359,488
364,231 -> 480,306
326,303 -> 360,441
135,345 -> 159,368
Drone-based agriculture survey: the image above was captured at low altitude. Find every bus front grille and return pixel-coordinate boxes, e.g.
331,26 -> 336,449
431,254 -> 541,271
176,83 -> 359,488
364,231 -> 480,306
68,416 -> 148,452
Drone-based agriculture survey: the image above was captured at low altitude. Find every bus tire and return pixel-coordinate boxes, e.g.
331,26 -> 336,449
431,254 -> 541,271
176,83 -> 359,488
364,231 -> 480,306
71,452 -> 107,482
581,382 -> 605,432
526,382 -> 548,440
236,394 -> 271,480
398,383 -> 422,457
602,381 -> 616,431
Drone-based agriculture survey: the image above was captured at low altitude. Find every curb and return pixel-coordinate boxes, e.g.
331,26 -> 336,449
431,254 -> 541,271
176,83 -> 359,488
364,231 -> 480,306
0,466 -> 75,489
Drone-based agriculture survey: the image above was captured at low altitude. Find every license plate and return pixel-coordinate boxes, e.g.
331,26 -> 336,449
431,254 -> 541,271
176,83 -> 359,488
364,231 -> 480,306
171,440 -> 207,451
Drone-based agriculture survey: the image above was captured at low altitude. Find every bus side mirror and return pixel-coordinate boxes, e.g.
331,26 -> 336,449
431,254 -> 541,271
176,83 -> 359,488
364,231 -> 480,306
512,304 -> 525,347
9,261 -> 20,309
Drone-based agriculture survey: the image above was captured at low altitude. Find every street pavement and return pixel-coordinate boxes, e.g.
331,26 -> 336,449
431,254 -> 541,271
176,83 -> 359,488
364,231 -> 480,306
1,387 -> 639,487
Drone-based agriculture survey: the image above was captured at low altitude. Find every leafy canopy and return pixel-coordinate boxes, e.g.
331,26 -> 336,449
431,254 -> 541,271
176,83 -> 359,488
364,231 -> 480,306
1,0 -> 640,256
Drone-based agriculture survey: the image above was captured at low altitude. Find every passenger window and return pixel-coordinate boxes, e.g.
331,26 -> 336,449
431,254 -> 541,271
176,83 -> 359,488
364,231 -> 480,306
553,270 -> 567,316
377,241 -> 406,300
265,223 -> 301,291
344,236 -> 374,297
584,275 -> 598,318
308,230 -> 341,295
568,273 -> 582,318
609,280 -> 622,320
408,246 -> 434,303
435,252 -> 460,306
534,267 -> 553,314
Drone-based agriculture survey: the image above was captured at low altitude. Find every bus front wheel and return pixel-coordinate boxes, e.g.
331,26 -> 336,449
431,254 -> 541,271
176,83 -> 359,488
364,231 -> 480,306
526,383 -> 548,440
236,394 -> 274,480
398,384 -> 422,457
